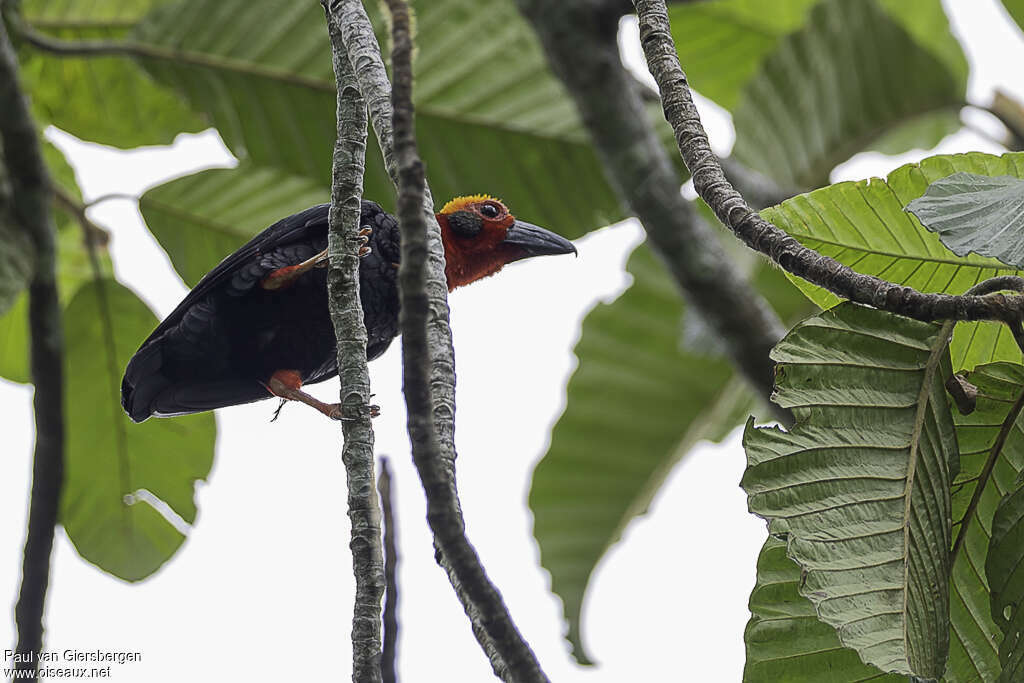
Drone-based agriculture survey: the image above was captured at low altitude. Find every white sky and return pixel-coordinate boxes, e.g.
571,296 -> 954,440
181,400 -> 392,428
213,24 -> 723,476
2,1 -> 1023,681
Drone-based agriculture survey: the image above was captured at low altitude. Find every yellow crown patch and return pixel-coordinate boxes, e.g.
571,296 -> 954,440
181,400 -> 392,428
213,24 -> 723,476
439,194 -> 502,215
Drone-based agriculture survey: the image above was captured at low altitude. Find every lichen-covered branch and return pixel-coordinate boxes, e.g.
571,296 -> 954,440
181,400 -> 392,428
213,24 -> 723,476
326,0 -> 548,679
515,0 -> 790,423
377,457 -> 399,683
321,4 -> 384,681
1,17 -> 64,683
634,0 -> 1024,331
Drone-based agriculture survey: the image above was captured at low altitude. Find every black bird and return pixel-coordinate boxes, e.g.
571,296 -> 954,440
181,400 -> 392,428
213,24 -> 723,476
121,195 -> 576,422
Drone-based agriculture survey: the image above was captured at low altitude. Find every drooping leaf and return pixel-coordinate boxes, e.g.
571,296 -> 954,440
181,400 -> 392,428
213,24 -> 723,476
744,535 -> 905,682
946,363 -> 1024,680
667,0 -> 818,110
139,165 -> 327,287
130,0 -> 621,239
906,172 -> 1024,268
531,242 -> 810,664
742,303 -> 958,678
732,0 -> 966,188
18,0 -> 206,147
763,151 -> 1024,371
61,279 -> 215,581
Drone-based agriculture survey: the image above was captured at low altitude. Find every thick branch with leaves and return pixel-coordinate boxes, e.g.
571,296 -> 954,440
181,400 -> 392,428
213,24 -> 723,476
515,0 -> 790,422
0,16 -> 64,682
633,0 -> 1024,335
321,3 -> 385,681
324,0 -> 547,680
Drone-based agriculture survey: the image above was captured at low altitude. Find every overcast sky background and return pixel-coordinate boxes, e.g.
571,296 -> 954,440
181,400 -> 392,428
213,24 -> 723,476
2,1 -> 1023,680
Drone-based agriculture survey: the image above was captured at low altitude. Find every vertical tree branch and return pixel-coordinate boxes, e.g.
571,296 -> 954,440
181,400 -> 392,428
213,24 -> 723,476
321,4 -> 384,681
324,0 -> 548,679
378,457 -> 399,683
0,17 -> 64,683
515,0 -> 790,423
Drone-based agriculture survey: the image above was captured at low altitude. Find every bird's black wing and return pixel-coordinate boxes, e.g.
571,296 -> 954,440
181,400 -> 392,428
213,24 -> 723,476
140,203 -> 331,346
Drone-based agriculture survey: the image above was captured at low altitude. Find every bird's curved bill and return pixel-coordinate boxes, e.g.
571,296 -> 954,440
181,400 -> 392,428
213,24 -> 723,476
501,220 -> 577,258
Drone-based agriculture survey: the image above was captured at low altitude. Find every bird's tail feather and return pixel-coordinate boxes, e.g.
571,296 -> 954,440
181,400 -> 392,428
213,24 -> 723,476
122,342 -> 270,421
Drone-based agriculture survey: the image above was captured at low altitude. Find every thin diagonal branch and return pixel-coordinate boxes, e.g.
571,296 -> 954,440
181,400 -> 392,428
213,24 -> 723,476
633,0 -> 1024,333
321,4 -> 384,681
378,457 -> 399,683
327,0 -> 547,679
1,17 -> 64,683
515,0 -> 790,424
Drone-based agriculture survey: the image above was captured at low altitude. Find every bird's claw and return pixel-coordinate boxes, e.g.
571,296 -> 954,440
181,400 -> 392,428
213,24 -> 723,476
270,398 -> 287,422
359,246 -> 372,258
359,226 -> 373,238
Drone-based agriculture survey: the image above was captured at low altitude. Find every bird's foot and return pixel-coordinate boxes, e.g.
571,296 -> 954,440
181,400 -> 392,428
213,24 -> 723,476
358,226 -> 372,258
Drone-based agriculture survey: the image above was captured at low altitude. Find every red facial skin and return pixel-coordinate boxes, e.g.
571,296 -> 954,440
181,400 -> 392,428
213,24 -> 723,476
435,199 -> 527,291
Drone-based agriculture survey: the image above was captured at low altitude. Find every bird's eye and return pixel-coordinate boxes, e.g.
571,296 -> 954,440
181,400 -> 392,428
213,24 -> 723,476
480,203 -> 500,219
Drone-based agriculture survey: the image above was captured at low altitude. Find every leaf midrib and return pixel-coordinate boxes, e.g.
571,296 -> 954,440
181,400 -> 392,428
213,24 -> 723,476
900,320 -> 953,670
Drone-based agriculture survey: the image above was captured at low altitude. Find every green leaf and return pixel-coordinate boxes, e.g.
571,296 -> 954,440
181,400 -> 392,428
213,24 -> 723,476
983,393 -> 1024,680
946,363 -> 1024,680
61,279 -> 215,581
906,173 -> 1024,268
18,0 -> 206,148
732,0 -> 966,188
139,165 -> 327,286
744,535 -> 905,682
130,0 -> 621,239
531,244 -> 742,663
742,303 -> 958,678
530,242 -> 810,664
0,141 -> 108,384
668,0 -> 818,111
763,151 -> 1024,372
1000,0 -> 1024,33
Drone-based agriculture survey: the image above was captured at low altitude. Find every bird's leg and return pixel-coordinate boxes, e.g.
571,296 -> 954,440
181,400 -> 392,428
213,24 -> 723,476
261,249 -> 328,290
265,369 -> 342,421
262,226 -> 373,291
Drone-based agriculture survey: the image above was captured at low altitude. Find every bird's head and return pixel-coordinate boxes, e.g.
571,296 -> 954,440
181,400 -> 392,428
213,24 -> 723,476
436,195 -> 576,290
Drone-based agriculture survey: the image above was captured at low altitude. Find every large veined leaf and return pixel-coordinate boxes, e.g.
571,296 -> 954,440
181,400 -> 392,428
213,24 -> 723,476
988,475 -> 1024,682
744,362 -> 1024,681
744,535 -> 905,682
945,363 -> 1024,680
906,173 -> 1024,268
62,279 -> 215,581
139,165 -> 327,287
667,0 -> 819,111
742,303 -> 958,678
763,151 -> 1024,372
128,0 -> 621,240
530,243 -> 809,664
732,0 -> 967,188
18,0 -> 206,147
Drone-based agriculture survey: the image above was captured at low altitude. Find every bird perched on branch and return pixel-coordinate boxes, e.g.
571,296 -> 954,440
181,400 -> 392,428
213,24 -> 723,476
121,195 -> 576,423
